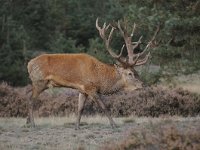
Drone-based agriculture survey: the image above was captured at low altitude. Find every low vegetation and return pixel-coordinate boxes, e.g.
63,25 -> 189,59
0,82 -> 200,118
103,118 -> 200,150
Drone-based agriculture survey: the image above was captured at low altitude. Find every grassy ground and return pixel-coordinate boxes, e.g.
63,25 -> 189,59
173,72 -> 200,94
0,116 -> 200,150
160,70 -> 200,94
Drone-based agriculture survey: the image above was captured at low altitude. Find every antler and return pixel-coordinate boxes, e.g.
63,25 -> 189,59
96,18 -> 160,67
118,21 -> 160,67
96,18 -> 127,65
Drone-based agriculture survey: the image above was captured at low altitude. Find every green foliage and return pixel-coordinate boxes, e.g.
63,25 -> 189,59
48,32 -> 84,53
87,38 -> 114,63
139,63 -> 162,85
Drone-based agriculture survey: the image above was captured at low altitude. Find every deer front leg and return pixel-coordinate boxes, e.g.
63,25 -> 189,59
93,94 -> 117,128
76,93 -> 87,130
27,94 -> 36,127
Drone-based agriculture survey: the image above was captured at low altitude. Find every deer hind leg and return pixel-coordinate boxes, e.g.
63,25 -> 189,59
27,80 -> 47,127
93,94 -> 117,128
76,93 -> 87,130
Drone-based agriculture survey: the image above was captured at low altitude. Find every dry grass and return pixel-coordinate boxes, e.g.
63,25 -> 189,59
0,115 -> 127,127
161,71 -> 200,94
0,116 -> 200,150
103,117 -> 200,150
174,77 -> 200,93
1,115 -> 199,128
179,84 -> 200,94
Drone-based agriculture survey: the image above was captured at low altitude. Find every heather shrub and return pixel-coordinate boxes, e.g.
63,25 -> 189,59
103,121 -> 200,150
0,83 -> 200,117
0,82 -> 28,117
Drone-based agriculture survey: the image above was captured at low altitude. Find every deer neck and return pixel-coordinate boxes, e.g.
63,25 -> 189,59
100,66 -> 125,95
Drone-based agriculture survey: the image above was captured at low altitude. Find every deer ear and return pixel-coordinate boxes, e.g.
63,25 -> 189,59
114,64 -> 119,69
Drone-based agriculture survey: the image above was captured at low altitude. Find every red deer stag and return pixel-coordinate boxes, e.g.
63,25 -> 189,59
27,18 -> 160,129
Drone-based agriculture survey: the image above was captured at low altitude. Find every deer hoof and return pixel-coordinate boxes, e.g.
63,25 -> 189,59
75,125 -> 80,130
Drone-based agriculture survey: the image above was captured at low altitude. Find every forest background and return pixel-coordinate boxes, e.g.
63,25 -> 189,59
0,0 -> 199,86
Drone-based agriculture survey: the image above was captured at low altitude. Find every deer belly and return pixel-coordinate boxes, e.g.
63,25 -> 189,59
45,75 -> 85,92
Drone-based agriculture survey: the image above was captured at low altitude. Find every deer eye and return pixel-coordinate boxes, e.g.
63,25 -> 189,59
128,72 -> 132,76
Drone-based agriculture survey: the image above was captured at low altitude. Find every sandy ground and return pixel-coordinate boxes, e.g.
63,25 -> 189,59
0,116 -> 200,150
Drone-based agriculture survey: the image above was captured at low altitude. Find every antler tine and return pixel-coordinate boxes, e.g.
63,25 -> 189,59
106,24 -> 110,30
103,22 -> 107,29
96,18 -> 101,30
118,44 -> 125,58
135,52 -> 151,66
130,51 -> 151,67
151,25 -> 160,43
118,21 -> 125,38
131,23 -> 136,37
133,38 -> 151,60
96,18 -> 104,39
130,42 -> 150,66
133,36 -> 143,53
133,25 -> 160,66
107,26 -> 115,44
